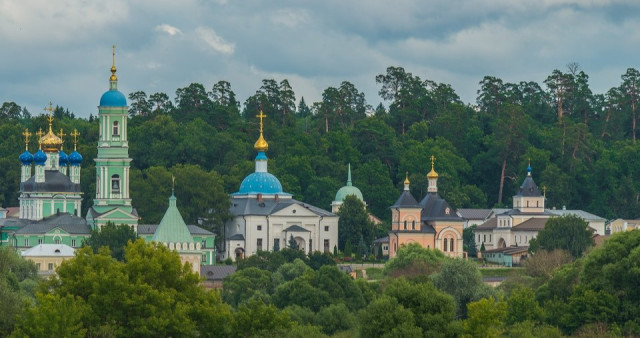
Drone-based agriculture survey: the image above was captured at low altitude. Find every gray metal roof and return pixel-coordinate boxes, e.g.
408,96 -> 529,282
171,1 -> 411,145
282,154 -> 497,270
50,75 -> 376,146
20,170 -> 81,193
373,236 -> 389,244
475,218 -> 497,230
137,224 -> 214,236
390,223 -> 436,234
228,234 -> 245,240
457,209 -> 492,220
391,191 -> 421,208
419,193 -> 463,222
229,196 -> 336,217
547,209 -> 605,221
516,174 -> 541,197
15,213 -> 91,235
201,265 -> 237,280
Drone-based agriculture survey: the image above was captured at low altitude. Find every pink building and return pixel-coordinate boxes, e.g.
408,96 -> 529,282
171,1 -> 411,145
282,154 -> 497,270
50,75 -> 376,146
388,158 -> 464,258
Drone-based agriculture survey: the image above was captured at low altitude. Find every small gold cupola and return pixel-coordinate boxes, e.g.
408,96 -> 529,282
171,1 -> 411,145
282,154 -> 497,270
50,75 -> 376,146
427,155 -> 438,179
254,110 -> 269,152
40,103 -> 63,153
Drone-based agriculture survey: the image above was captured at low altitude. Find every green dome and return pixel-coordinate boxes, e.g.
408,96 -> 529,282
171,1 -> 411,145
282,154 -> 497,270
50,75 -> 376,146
334,163 -> 364,202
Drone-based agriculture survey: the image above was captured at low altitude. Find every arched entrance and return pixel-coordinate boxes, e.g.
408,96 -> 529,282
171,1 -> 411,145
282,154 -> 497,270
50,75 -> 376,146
295,237 -> 305,251
234,248 -> 245,260
498,238 -> 506,248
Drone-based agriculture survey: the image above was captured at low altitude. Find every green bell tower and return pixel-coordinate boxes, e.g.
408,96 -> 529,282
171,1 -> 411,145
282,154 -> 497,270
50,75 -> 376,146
86,46 -> 138,230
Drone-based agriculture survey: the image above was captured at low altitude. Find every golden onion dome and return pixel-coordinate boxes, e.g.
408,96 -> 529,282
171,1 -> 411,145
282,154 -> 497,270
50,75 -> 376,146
254,133 -> 269,152
404,172 -> 410,185
427,155 -> 438,179
41,127 -> 63,152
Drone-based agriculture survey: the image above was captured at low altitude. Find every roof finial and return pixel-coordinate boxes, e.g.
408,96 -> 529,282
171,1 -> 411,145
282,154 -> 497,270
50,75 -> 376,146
347,163 -> 352,186
110,45 -> 118,82
171,175 -> 175,196
527,158 -> 532,176
404,171 -> 410,190
254,108 -> 269,152
35,128 -> 44,149
427,155 -> 438,179
70,129 -> 80,151
542,185 -> 547,198
58,128 -> 65,150
22,129 -> 32,151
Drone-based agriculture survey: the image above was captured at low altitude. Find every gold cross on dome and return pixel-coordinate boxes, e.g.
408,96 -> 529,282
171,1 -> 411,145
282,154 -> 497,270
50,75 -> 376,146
44,102 -> 54,115
36,128 -> 44,148
22,129 -> 32,150
256,110 -> 267,133
70,129 -> 80,151
58,129 -> 66,150
430,155 -> 436,168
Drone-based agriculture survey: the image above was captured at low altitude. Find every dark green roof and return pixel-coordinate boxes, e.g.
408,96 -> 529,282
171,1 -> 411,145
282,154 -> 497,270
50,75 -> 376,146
152,194 -> 195,244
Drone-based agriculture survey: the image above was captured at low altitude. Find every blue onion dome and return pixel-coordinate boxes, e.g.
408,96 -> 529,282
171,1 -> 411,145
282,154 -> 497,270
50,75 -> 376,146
33,149 -> 47,165
100,90 -> 127,107
59,150 -> 69,166
239,172 -> 283,194
68,150 -> 83,166
19,150 -> 33,165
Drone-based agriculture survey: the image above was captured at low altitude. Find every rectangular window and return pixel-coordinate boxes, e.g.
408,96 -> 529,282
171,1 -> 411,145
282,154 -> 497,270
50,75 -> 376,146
55,238 -> 61,244
48,263 -> 54,271
38,239 -> 43,245
257,225 -> 262,231
483,235 -> 486,242
324,226 -> 329,232
72,239 -> 76,247
489,235 -> 492,242
201,240 -> 206,248
35,263 -> 41,270
257,238 -> 263,251
274,238 -> 280,250
324,239 -> 330,253
309,239 -> 313,252
24,239 -> 28,246
202,254 -> 207,262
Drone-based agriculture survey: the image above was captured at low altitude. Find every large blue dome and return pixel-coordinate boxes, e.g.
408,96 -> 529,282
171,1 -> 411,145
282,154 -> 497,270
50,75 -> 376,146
239,172 -> 283,194
68,150 -> 83,166
33,149 -> 47,165
100,89 -> 127,107
19,150 -> 33,165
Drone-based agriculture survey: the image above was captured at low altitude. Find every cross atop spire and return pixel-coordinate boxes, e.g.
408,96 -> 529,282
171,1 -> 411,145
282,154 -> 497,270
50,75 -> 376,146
35,128 -> 44,149
22,129 -> 32,151
171,175 -> 176,196
70,129 -> 80,151
58,129 -> 66,150
256,110 -> 267,133
110,45 -> 118,82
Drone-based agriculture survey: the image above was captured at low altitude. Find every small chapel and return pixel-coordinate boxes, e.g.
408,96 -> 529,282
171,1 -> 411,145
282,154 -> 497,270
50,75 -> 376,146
387,157 -> 464,258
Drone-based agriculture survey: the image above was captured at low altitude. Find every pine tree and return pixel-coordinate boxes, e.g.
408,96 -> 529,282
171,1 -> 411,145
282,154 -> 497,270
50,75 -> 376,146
288,235 -> 298,250
344,241 -> 352,259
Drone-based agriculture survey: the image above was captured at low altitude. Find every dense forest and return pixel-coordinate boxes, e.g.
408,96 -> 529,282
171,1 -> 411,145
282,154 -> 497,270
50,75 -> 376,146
2,64 -> 640,228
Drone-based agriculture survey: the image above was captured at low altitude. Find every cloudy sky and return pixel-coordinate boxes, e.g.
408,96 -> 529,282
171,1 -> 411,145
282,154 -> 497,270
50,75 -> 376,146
1,0 -> 639,117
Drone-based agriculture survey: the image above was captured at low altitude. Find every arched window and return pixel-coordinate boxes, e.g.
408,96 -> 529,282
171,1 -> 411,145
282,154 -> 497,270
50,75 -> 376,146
450,238 -> 454,252
443,238 -> 448,252
526,200 -> 529,207
113,121 -> 119,136
412,221 -> 415,230
111,174 -> 120,193
404,220 -> 407,230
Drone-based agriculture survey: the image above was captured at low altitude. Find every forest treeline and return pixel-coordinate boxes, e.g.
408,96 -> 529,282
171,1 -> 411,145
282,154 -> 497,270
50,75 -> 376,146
2,64 -> 640,227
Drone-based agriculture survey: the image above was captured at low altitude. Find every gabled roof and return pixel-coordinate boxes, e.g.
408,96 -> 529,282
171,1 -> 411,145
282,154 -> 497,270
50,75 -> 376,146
284,225 -> 310,233
229,197 -> 336,217
201,265 -> 237,280
475,218 -> 497,230
512,218 -> 548,231
372,236 -> 389,244
152,195 -> 194,244
390,223 -> 436,234
21,244 -> 75,257
15,213 -> 90,235
419,193 -> 463,222
391,191 -> 421,208
20,170 -> 81,193
228,234 -> 245,240
457,209 -> 492,220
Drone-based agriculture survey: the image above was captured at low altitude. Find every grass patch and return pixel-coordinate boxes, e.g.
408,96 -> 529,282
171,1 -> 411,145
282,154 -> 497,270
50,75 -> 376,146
365,267 -> 384,280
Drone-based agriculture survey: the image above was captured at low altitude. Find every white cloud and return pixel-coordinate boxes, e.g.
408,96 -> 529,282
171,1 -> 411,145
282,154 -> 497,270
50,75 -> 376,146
270,8 -> 310,28
195,27 -> 235,54
155,24 -> 182,36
